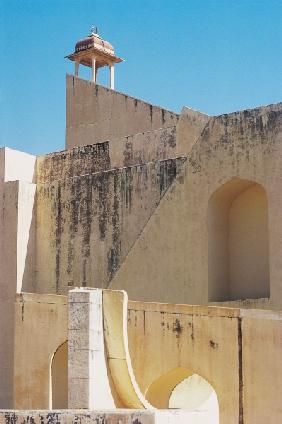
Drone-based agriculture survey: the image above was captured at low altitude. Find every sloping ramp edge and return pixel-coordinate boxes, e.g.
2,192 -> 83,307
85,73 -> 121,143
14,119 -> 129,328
103,289 -> 153,409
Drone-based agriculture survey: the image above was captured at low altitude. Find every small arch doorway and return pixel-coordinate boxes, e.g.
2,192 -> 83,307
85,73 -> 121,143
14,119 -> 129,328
169,374 -> 219,424
145,367 -> 219,423
51,341 -> 68,409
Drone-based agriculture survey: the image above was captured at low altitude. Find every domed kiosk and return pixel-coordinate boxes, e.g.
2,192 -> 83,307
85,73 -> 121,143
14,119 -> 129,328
66,27 -> 123,89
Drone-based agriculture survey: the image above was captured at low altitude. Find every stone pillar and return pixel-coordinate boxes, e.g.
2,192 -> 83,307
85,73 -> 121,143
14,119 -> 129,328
68,288 -> 115,409
110,64 -> 114,90
75,61 -> 79,77
92,57 -> 96,82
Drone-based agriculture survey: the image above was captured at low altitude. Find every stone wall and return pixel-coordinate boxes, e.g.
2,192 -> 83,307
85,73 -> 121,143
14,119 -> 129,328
13,293 -> 67,409
34,157 -> 186,294
37,126 -> 178,184
110,102 -> 282,308
126,301 -> 282,424
0,409 -> 197,424
66,75 -> 179,149
127,301 -> 240,424
109,126 -> 177,169
37,143 -> 111,184
0,148 -> 36,408
10,290 -> 282,424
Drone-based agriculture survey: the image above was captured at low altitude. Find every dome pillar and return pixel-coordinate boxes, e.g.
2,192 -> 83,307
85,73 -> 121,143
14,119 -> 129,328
91,57 -> 96,82
75,61 -> 80,77
109,64 -> 114,90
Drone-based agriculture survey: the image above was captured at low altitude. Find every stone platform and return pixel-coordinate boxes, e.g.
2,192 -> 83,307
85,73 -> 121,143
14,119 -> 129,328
0,410 -> 205,424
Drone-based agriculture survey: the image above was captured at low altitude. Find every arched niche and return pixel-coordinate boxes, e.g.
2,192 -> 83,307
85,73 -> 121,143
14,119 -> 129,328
145,367 -> 191,408
145,368 -> 219,423
50,341 -> 68,409
208,178 -> 270,301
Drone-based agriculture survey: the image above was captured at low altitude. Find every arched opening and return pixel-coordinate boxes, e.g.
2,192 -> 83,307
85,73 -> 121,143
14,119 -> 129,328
50,341 -> 68,409
145,367 -> 191,408
170,374 -> 219,423
145,368 -> 219,423
208,178 -> 270,301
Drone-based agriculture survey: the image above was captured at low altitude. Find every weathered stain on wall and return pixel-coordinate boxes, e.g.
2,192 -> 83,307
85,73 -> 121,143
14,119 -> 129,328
110,103 -> 282,308
12,291 -> 282,423
37,126 -> 179,184
113,126 -> 178,168
37,143 -> 111,183
35,157 -> 187,294
126,301 -> 282,424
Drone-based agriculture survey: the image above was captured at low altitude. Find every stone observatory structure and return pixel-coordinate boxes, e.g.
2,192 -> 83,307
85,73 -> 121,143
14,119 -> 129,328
0,29 -> 282,424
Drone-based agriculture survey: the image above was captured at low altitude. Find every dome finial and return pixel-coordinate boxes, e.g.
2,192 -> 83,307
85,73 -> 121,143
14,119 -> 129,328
90,26 -> 98,36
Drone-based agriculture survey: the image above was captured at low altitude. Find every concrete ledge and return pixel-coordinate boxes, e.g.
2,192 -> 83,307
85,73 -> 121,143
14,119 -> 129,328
15,292 -> 67,305
0,409 -> 201,424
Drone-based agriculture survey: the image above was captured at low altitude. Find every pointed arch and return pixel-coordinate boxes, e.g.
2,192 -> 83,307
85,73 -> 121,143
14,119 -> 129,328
145,367 -> 219,423
145,367 -> 191,408
169,374 -> 219,423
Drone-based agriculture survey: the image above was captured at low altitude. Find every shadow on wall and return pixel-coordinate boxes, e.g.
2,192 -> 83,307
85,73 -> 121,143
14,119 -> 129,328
145,367 -> 219,423
50,341 -> 68,409
208,178 -> 270,302
21,187 -> 36,293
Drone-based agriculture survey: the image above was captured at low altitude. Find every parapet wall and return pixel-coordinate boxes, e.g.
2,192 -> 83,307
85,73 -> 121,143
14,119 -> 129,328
37,126 -> 178,183
66,75 -> 179,149
37,143 -> 111,183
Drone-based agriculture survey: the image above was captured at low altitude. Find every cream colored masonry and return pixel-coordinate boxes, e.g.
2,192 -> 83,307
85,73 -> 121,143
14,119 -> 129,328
10,288 -> 282,424
1,75 -> 282,417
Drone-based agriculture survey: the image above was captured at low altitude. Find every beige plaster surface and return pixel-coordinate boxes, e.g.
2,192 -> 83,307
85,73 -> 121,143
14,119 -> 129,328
35,157 -> 186,294
241,311 -> 282,424
0,148 -> 36,407
208,179 -> 269,301
51,341 -> 68,409
209,297 -> 272,309
111,103 -> 282,308
8,289 -> 282,423
127,300 -> 239,424
176,106 -> 209,157
1,74 -> 282,423
17,182 -> 36,293
127,301 -> 282,424
13,293 -> 67,409
14,81 -> 282,310
103,289 -> 152,409
66,76 -> 179,149
37,126 -> 179,183
0,182 -> 21,408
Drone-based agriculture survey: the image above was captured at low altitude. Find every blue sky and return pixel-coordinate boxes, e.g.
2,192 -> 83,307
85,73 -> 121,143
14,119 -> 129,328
1,0 -> 282,155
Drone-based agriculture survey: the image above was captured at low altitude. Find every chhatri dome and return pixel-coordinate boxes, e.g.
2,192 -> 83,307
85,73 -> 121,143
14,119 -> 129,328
66,27 -> 124,89
75,31 -> 115,55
